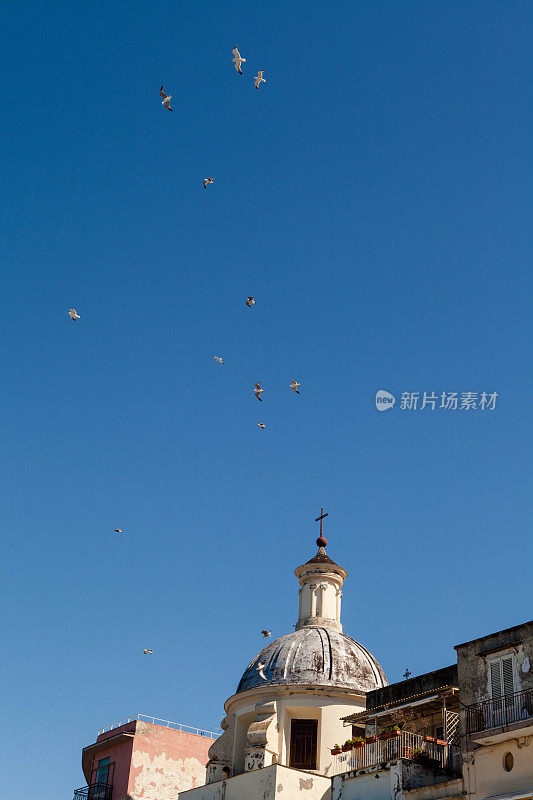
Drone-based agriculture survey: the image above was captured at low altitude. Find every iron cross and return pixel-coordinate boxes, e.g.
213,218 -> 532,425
315,508 -> 328,537
403,669 -> 412,680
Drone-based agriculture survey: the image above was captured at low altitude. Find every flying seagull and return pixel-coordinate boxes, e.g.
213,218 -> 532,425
261,629 -> 271,638
290,380 -> 301,394
257,662 -> 267,680
245,297 -> 255,308
254,71 -> 266,91
213,355 -> 224,364
142,649 -> 153,655
68,309 -> 80,321
160,86 -> 173,111
203,177 -> 214,189
257,423 -> 266,429
232,46 -> 246,75
114,529 -> 123,533
253,382 -> 264,401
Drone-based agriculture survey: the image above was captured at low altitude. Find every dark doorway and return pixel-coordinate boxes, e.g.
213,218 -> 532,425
289,719 -> 318,770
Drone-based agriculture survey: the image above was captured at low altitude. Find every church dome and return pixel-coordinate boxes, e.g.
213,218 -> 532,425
236,627 -> 387,694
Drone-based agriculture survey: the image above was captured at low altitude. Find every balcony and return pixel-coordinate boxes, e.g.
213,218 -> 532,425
333,731 -> 461,776
465,687 -> 533,742
73,784 -> 112,800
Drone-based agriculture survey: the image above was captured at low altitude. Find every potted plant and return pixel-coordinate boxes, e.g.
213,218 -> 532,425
331,744 -> 341,755
412,748 -> 440,768
435,739 -> 447,747
341,740 -> 353,752
352,736 -> 364,748
365,735 -> 377,744
423,735 -> 435,743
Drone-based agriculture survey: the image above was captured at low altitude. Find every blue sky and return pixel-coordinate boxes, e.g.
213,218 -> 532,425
1,1 -> 532,798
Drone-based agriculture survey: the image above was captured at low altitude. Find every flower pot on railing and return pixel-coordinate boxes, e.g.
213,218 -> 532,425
341,744 -> 352,752
353,740 -> 364,748
331,747 -> 341,755
365,736 -> 377,744
423,735 -> 435,743
389,729 -> 401,737
378,732 -> 390,741
435,739 -> 447,747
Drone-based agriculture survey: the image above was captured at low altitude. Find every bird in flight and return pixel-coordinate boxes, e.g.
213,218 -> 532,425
160,86 -> 173,111
232,46 -> 246,75
114,528 -> 123,533
290,380 -> 301,394
257,423 -> 266,429
245,297 -> 255,308
261,629 -> 271,638
254,383 -> 264,401
203,177 -> 214,189
213,355 -> 224,364
68,309 -> 80,321
254,71 -> 266,91
257,661 -> 267,680
142,649 -> 153,655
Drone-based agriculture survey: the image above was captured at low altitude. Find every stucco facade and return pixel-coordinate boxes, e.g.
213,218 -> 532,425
455,621 -> 533,800
81,717 -> 214,799
180,763 -> 331,800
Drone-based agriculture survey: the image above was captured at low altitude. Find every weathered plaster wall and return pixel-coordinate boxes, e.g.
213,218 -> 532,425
455,622 -> 533,707
332,760 -> 458,800
128,722 -> 212,800
180,764 -> 331,800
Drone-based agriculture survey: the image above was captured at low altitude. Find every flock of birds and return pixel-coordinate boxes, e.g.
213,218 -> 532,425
66,48 -> 288,661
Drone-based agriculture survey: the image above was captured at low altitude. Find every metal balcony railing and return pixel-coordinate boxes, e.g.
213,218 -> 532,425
73,784 -> 112,800
332,731 -> 461,776
96,713 -> 219,738
466,688 -> 533,734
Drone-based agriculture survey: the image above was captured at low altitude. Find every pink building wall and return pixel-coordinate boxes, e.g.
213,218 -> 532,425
82,719 -> 214,800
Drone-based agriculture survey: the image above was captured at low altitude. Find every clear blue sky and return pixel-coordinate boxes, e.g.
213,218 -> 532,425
1,2 -> 532,798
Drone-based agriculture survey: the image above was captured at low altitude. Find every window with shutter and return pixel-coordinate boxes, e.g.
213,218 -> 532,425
490,660 -> 502,699
488,655 -> 515,699
502,657 -> 514,696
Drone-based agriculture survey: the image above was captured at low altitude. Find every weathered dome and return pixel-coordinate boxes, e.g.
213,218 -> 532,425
236,627 -> 387,694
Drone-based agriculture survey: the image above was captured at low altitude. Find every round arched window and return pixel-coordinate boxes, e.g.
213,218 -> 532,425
503,752 -> 514,772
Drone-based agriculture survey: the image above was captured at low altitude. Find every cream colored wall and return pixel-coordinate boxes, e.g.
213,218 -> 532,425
179,763 -> 331,800
464,738 -> 533,800
227,688 -> 365,777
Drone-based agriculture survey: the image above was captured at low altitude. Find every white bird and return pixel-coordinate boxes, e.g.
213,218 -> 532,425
142,649 -> 153,655
114,529 -> 123,533
213,355 -> 224,364
254,383 -> 264,401
261,629 -> 271,638
203,177 -> 214,189
246,297 -> 255,308
160,86 -> 173,111
232,46 -> 246,75
257,423 -> 266,429
68,308 -> 80,321
290,380 -> 301,394
257,661 -> 267,680
254,71 -> 266,91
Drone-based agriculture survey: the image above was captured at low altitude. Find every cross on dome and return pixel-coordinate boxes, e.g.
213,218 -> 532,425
315,507 -> 328,548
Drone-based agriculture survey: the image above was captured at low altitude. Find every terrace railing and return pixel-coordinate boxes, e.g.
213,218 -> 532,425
465,688 -> 533,735
96,713 -> 219,738
333,731 -> 461,776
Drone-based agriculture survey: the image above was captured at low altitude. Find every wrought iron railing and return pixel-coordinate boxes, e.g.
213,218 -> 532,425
333,731 -> 461,776
466,688 -> 533,734
96,713 -> 219,738
73,783 -> 112,800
